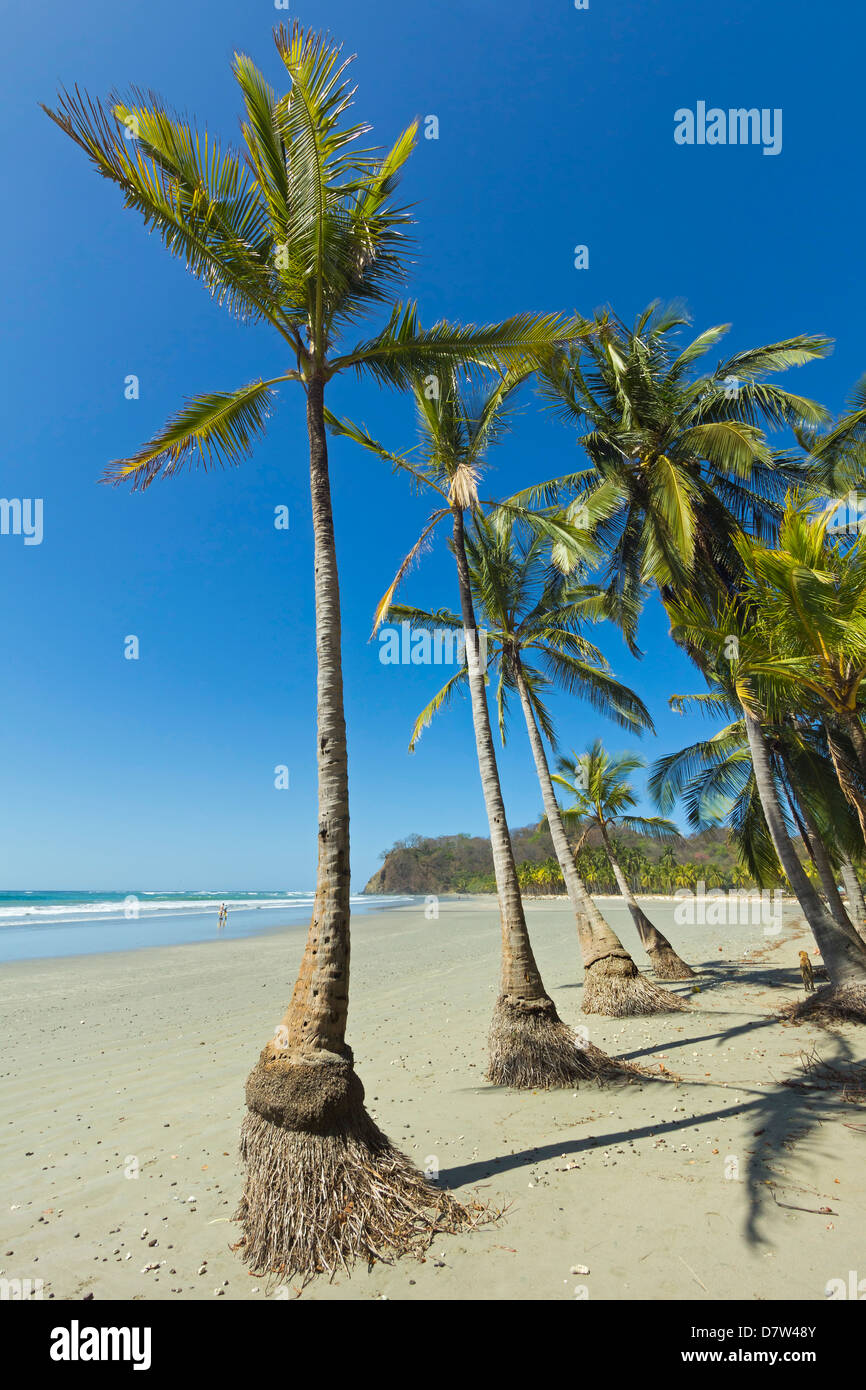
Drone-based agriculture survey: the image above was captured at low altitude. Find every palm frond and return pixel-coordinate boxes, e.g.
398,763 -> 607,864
104,377 -> 286,489
408,668 -> 468,751
716,335 -> 833,380
42,87 -> 286,330
334,304 -> 588,387
371,511 -> 449,632
617,815 -> 680,841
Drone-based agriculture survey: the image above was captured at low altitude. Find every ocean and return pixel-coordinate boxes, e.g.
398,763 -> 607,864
0,890 -> 413,963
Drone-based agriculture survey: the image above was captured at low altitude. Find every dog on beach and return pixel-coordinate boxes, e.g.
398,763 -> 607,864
799,950 -> 815,993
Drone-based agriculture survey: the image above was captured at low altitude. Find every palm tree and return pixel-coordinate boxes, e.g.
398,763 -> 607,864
779,736 -> 865,939
667,588 -> 866,1020
840,858 -> 866,935
393,509 -> 686,1013
539,858 -> 563,894
650,714 -> 866,943
527,302 -> 831,618
722,500 -> 866,940
796,369 -> 866,858
516,861 -> 536,893
795,372 -> 866,501
553,742 -> 695,978
43,23 -> 581,1275
331,367 -> 630,1085
737,501 -> 866,841
657,846 -> 677,894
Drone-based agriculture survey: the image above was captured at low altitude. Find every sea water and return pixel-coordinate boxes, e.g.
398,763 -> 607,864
0,890 -> 413,963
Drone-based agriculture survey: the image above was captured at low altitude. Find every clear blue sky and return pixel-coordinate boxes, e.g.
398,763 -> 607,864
2,0 -> 860,889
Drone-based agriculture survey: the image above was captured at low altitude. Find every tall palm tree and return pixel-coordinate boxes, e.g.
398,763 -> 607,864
330,366 -> 630,1084
778,735 -> 864,939
553,742 -> 695,978
737,502 -> 866,839
43,23 -> 581,1275
667,588 -> 866,1020
650,715 -> 866,944
393,510 -> 686,1012
528,302 -> 831,619
725,499 -> 866,927
797,373 -> 866,860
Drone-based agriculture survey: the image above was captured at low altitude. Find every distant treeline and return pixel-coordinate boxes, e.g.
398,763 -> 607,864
363,824 -> 754,895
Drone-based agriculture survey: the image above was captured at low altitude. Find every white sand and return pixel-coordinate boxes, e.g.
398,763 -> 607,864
1,896 -> 863,1301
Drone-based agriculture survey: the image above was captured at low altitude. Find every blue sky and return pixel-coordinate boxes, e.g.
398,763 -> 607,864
2,0 -> 860,889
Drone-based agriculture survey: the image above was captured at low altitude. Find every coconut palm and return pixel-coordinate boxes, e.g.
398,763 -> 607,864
718,497 -> 866,871
393,509 -> 686,1012
553,742 -> 694,978
656,847 -> 677,894
736,501 -> 866,843
667,588 -> 866,1020
650,715 -> 866,943
538,858 -> 563,895
795,372 -> 866,500
526,302 -> 831,618
330,366 -> 633,1085
516,861 -> 536,893
43,23 -> 583,1275
779,736 -> 864,939
839,855 -> 866,935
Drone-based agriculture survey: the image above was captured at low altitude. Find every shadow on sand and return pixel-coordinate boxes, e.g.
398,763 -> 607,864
441,963 -> 863,1249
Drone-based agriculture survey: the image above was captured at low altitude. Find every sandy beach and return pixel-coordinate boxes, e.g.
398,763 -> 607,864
2,896 -> 863,1302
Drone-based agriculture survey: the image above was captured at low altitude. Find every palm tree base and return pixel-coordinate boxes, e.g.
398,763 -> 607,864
647,944 -> 696,981
782,982 -> 866,1026
485,993 -> 628,1088
236,1051 -> 482,1280
582,953 -> 689,1016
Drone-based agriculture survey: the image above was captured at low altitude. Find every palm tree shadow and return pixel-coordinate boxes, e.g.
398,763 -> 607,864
437,1095 -> 764,1190
691,962 -> 816,993
736,1030 -> 862,1244
441,1031 -> 862,1250
618,1012 -> 779,1061
555,962 -> 803,996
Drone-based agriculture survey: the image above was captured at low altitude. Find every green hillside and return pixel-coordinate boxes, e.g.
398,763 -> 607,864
363,823 -> 750,895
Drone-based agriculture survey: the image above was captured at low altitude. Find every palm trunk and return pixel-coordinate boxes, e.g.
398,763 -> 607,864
237,379 -> 474,1277
743,706 -> 866,1019
826,724 -> 866,849
282,375 -> 351,1055
783,773 -> 856,937
845,712 -> 866,783
840,855 -> 866,943
451,509 -> 595,1085
597,824 -> 695,979
512,654 -> 685,1014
